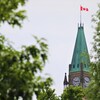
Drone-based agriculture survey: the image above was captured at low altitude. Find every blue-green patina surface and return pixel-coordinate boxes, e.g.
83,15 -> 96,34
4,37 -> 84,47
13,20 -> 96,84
70,26 -> 90,72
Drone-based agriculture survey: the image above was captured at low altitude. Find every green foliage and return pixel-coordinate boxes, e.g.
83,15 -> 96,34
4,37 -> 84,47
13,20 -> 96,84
61,86 -> 84,100
0,0 -> 27,27
0,0 -> 57,99
36,78 -> 60,100
85,3 -> 100,100
37,88 -> 59,100
92,4 -> 100,59
0,34 -> 49,99
0,0 -> 58,100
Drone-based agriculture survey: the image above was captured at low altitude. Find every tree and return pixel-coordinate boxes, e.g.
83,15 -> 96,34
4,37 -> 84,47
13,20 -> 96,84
85,3 -> 100,100
61,86 -> 84,100
0,34 -> 49,99
0,0 -> 27,27
0,0 -> 55,99
36,77 -> 60,100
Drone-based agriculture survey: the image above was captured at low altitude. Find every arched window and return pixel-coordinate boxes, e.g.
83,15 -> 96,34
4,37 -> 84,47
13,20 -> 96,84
77,64 -> 79,68
73,65 -> 75,68
84,64 -> 86,68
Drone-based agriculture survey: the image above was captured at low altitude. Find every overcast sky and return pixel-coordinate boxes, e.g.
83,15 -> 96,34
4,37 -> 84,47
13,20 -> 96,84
1,0 -> 100,98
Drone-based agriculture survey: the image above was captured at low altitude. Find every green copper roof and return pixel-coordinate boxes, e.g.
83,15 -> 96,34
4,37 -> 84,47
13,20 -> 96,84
70,25 -> 90,72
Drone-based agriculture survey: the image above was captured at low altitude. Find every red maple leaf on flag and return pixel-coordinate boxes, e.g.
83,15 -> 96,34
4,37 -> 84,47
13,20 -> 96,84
80,6 -> 89,11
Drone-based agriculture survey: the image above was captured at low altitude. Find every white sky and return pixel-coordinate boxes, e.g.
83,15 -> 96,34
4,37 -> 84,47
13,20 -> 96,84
1,0 -> 100,98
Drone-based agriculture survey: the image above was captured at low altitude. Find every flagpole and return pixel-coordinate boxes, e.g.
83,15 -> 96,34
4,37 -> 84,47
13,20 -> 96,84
80,5 -> 89,27
80,5 -> 82,26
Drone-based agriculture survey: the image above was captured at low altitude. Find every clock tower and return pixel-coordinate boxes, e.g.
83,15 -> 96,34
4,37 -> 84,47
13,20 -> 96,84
68,24 -> 90,87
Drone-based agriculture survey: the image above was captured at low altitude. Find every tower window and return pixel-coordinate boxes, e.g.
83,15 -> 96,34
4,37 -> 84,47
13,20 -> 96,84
73,65 -> 75,68
69,64 -> 72,71
84,64 -> 86,68
77,64 -> 79,68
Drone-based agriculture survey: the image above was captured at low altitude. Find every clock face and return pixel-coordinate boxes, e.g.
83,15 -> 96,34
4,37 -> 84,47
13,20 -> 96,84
72,77 -> 80,86
83,77 -> 90,87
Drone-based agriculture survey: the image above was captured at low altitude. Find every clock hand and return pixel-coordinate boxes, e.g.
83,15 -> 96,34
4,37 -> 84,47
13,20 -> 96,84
74,81 -> 80,83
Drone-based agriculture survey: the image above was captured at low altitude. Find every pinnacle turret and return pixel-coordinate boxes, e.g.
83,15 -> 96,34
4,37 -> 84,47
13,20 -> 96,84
63,73 -> 68,88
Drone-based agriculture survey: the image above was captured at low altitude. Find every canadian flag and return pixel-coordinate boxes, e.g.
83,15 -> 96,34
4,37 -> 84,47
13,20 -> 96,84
80,6 -> 89,11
